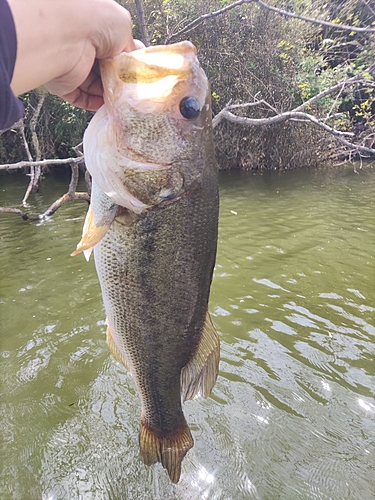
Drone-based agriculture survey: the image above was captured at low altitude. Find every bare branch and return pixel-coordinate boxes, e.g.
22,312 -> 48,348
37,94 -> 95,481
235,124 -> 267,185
226,99 -> 279,114
38,158 -> 89,219
294,63 -> 375,112
1,156 -> 89,221
255,0 -> 375,33
85,168 -> 92,197
30,95 -> 45,160
73,142 -> 84,157
0,206 -> 29,220
359,0 -> 375,17
0,156 -> 84,171
19,120 -> 33,162
22,94 -> 45,205
167,0 -> 375,42
167,0 -> 250,42
213,109 -> 375,157
135,0 -> 150,46
68,163 -> 80,198
39,192 -> 90,219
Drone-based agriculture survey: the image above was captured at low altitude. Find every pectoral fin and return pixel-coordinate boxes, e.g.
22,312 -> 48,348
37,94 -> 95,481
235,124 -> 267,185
71,204 -> 118,259
181,312 -> 220,402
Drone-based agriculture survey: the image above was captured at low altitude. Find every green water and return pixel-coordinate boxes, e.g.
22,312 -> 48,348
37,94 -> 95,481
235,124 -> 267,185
0,166 -> 374,500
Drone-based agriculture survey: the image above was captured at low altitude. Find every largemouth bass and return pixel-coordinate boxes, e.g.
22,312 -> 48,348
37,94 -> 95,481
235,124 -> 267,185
72,41 -> 219,483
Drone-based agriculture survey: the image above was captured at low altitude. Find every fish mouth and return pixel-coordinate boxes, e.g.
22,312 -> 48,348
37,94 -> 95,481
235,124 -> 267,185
100,41 -> 207,113
115,41 -> 197,84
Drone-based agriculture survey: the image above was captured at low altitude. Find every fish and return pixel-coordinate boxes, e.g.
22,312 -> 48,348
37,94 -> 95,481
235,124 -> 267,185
71,41 -> 220,483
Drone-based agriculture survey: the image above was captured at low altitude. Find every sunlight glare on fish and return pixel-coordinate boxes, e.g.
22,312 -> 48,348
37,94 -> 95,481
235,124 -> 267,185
135,75 -> 180,101
133,51 -> 186,71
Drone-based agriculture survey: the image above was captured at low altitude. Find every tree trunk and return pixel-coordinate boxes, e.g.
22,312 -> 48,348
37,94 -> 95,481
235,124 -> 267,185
134,0 -> 150,46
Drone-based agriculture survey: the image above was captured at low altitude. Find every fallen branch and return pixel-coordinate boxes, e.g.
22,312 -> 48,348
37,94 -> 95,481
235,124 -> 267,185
213,63 -> 375,159
213,107 -> 375,157
0,156 -> 84,171
0,206 -> 29,220
39,192 -> 90,219
22,94 -> 45,205
39,161 -> 90,218
1,151 -> 90,220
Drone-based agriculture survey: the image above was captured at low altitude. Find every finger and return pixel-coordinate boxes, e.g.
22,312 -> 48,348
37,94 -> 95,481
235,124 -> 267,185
123,38 -> 146,52
133,39 -> 146,50
63,88 -> 104,111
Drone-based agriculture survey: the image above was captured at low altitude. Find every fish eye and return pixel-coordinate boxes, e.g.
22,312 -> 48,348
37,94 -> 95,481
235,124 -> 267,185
179,97 -> 201,120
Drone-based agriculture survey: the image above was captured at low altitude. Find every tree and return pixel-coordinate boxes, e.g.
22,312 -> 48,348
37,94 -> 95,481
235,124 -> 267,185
126,0 -> 375,169
1,0 -> 374,218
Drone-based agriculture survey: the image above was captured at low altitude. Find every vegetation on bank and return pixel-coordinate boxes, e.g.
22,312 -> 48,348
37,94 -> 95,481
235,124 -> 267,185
0,0 -> 374,176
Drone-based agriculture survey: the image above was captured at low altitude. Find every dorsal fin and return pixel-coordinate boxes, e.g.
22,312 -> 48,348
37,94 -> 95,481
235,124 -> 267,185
181,312 -> 220,402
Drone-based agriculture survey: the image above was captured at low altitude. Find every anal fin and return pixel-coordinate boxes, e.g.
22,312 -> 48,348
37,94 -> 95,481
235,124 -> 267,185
71,204 -> 118,258
181,311 -> 220,402
139,418 -> 193,483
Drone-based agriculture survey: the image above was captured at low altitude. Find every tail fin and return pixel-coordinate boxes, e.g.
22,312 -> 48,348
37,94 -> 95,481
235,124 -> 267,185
139,419 -> 193,483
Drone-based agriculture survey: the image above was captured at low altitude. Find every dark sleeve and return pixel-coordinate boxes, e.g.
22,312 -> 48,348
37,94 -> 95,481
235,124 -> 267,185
0,0 -> 24,130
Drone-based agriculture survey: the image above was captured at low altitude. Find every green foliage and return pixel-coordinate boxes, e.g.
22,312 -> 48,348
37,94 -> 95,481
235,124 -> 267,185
0,92 -> 92,164
45,96 -> 92,158
1,0 -> 374,169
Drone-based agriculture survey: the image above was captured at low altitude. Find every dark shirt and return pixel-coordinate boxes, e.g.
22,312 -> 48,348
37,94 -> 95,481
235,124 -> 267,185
0,0 -> 24,130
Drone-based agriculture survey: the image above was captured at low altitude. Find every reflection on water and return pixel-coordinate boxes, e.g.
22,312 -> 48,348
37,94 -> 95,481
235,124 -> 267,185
0,166 -> 374,499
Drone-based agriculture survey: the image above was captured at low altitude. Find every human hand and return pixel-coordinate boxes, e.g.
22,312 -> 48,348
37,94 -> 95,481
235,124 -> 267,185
44,38 -> 145,112
10,0 -> 145,110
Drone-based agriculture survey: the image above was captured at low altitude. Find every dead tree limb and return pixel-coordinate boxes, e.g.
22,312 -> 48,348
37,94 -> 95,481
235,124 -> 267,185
167,0 -> 375,42
213,64 -> 375,159
255,0 -> 375,33
293,63 -> 375,112
167,0 -> 250,42
68,162 -> 80,197
19,120 -> 33,163
359,0 -> 375,17
39,161 -> 90,219
213,107 -> 375,157
0,156 -> 84,171
22,94 -> 45,205
38,192 -> 90,219
73,142 -> 84,157
135,0 -> 150,46
84,168 -> 92,197
0,207 -> 29,220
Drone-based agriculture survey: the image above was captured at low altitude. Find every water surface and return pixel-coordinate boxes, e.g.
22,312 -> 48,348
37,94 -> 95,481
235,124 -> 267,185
1,166 -> 374,499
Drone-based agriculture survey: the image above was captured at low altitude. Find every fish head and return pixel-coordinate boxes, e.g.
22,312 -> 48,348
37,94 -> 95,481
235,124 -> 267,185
84,42 -> 213,212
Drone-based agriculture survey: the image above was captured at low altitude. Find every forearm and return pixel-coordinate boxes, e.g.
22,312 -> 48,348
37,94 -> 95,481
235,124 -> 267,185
8,0 -> 132,96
